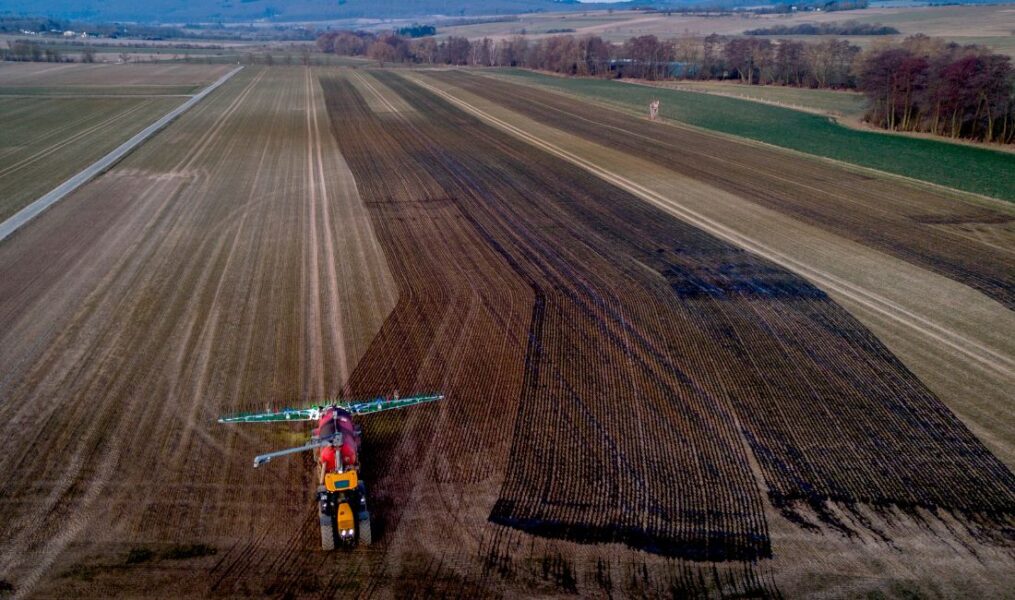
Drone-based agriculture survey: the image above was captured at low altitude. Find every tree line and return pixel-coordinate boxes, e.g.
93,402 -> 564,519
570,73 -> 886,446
315,30 -> 865,86
1,41 -> 69,63
857,35 -> 1014,143
744,21 -> 899,36
318,30 -> 1014,144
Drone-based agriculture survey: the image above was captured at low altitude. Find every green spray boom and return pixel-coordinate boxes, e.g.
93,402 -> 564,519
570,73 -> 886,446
218,393 -> 444,468
217,393 -> 444,424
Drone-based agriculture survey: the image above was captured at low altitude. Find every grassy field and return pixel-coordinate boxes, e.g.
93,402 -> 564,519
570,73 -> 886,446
760,32 -> 1015,57
746,5 -> 1015,54
848,4 -> 1015,36
663,80 -> 867,118
493,69 -> 1015,201
0,34 -> 253,63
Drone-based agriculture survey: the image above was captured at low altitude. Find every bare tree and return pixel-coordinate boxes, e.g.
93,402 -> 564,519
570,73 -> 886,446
675,37 -> 701,78
414,38 -> 438,65
723,38 -> 776,84
368,41 -> 396,67
774,40 -> 805,85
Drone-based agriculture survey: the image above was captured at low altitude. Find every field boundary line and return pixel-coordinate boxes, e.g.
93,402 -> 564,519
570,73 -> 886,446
0,66 -> 244,244
409,74 -> 1014,379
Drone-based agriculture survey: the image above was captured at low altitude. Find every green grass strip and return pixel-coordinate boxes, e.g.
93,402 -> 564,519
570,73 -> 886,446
499,69 -> 1015,202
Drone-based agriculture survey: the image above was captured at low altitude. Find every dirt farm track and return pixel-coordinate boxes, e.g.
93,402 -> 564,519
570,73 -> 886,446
0,65 -> 1013,598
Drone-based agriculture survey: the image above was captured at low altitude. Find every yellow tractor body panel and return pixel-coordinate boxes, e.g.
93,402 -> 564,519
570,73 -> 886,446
337,502 -> 355,532
325,470 -> 358,493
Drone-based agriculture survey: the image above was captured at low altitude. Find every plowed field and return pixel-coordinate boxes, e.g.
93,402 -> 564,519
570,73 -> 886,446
0,66 -> 394,598
0,66 -> 1012,598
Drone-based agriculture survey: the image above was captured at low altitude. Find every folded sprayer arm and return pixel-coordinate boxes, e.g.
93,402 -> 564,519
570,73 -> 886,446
253,433 -> 342,468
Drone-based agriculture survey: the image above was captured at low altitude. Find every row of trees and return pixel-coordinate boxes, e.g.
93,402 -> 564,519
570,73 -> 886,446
857,36 -> 1014,143
318,30 -> 864,88
1,41 -> 183,64
1,41 -> 68,62
318,29 -> 1014,144
744,20 -> 899,36
701,37 -> 859,87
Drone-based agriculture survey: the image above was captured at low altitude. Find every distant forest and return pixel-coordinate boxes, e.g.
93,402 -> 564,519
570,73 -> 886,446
320,30 -> 1015,144
745,21 -> 900,36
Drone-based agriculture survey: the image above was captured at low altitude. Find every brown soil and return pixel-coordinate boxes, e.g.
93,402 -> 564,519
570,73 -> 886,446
321,71 -> 1012,595
0,66 -> 1011,599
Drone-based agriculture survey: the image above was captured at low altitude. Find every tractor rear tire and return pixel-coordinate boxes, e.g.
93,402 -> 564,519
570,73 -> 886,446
320,514 -> 336,551
358,513 -> 372,546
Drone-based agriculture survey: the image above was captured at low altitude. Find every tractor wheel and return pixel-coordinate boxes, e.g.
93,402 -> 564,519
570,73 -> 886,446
357,513 -> 372,546
320,513 -> 336,551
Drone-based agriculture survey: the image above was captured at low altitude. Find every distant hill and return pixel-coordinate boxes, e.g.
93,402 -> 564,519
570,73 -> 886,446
1,0 -> 1003,25
0,0 -> 587,23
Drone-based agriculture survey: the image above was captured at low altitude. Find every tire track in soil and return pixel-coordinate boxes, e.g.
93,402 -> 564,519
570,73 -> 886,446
303,66 -> 326,401
350,70 -> 402,115
307,66 -> 351,392
202,69 -> 402,596
322,73 -> 772,568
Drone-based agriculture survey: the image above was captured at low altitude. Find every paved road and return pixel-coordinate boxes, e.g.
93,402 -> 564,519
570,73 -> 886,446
0,66 -> 243,244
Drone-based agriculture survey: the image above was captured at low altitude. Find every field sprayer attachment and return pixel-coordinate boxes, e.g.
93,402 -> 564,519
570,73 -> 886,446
218,393 -> 443,549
